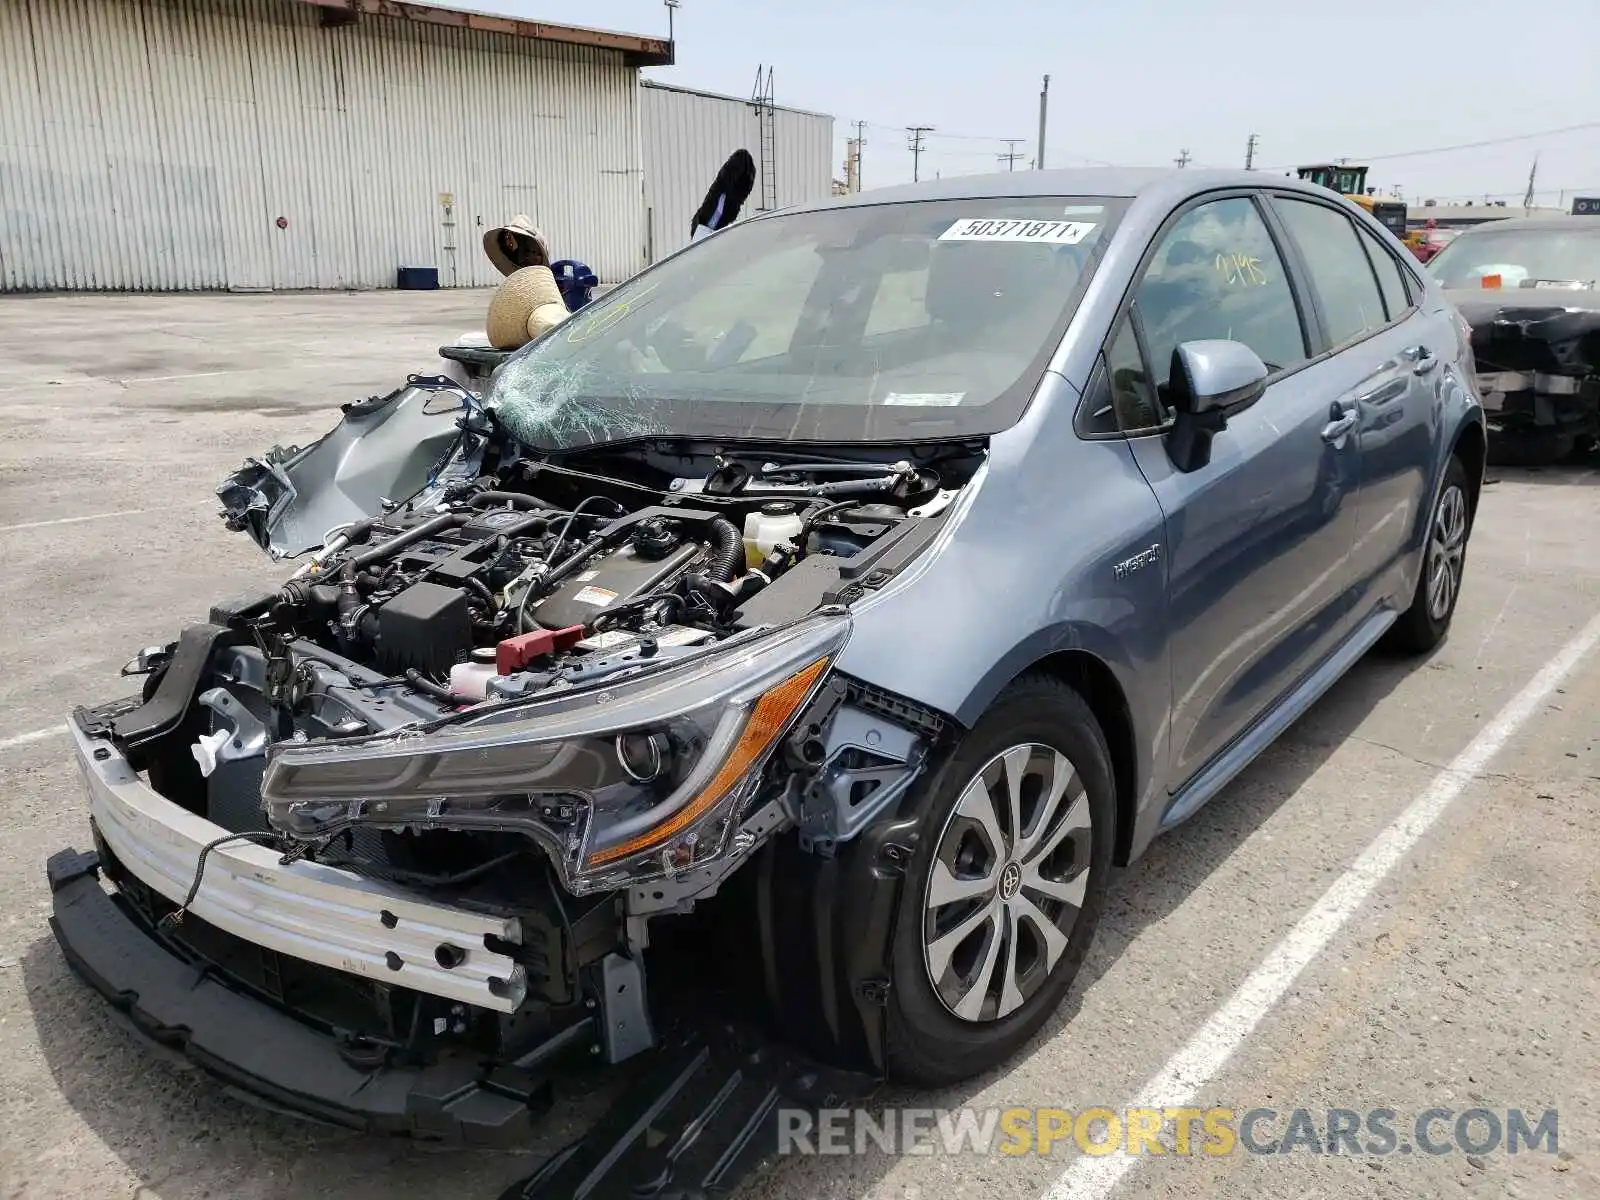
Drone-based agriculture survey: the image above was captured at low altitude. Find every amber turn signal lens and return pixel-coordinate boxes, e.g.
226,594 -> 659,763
585,656 -> 831,868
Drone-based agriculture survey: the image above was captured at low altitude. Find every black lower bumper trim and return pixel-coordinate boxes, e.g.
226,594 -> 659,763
46,848 -> 551,1146
501,1025 -> 878,1199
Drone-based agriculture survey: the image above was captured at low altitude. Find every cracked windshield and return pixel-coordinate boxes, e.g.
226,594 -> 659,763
485,197 -> 1123,448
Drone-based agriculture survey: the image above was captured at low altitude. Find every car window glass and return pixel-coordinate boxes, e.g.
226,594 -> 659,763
1355,221 -> 1412,321
1426,227 -> 1600,289
1276,199 -> 1388,346
666,240 -> 824,360
1135,196 -> 1307,390
1108,317 -> 1165,431
863,266 -> 930,336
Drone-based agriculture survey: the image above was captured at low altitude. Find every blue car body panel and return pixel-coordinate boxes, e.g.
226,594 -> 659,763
828,169 -> 1483,863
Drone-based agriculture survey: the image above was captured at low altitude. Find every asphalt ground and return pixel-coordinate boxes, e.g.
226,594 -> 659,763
0,291 -> 1593,1200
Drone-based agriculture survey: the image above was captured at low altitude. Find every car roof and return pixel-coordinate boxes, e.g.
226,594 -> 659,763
785,167 -> 1358,214
1447,215 -> 1600,234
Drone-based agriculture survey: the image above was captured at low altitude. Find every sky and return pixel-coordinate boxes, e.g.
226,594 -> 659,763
488,0 -> 1599,207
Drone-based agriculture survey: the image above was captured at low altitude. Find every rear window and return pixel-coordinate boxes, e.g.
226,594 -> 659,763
1275,199 -> 1388,346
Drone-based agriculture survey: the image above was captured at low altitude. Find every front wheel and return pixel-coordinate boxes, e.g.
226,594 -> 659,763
883,676 -> 1116,1087
1384,455 -> 1472,654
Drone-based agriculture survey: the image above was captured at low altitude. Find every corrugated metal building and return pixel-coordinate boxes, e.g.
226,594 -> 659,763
0,0 -> 836,293
0,0 -> 675,290
639,80 -> 833,262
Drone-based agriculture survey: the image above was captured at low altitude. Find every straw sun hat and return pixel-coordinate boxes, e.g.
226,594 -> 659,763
483,215 -> 552,278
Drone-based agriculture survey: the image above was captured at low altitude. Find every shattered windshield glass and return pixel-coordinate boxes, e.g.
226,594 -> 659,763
1429,226 -> 1600,290
484,196 -> 1125,449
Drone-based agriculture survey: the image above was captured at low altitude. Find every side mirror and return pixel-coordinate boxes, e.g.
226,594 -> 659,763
1173,339 -> 1268,414
1165,339 -> 1269,472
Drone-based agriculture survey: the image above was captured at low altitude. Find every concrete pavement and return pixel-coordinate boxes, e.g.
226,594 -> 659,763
0,291 -> 1593,1200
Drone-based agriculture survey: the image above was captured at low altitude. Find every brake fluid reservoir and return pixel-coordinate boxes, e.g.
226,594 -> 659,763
744,501 -> 804,568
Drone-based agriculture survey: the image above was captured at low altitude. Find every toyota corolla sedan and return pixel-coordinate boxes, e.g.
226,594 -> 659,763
49,169 -> 1483,1150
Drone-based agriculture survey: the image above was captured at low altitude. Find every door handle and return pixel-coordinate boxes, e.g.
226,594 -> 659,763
1321,400 -> 1359,443
1408,345 -> 1438,375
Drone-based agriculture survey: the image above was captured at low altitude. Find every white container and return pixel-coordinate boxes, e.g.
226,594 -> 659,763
743,502 -> 805,568
449,660 -> 499,702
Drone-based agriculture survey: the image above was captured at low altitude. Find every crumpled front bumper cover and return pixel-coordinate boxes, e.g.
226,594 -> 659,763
46,849 -> 552,1145
71,717 -> 524,1012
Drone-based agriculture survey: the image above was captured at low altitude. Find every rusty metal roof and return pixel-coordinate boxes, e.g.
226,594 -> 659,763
297,0 -> 674,65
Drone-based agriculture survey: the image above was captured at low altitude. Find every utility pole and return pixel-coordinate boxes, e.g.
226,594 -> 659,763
906,126 -> 934,183
853,119 -> 866,191
1175,148 -> 1192,168
1522,154 -> 1539,210
999,138 -> 1026,171
1036,75 -> 1050,170
1244,133 -> 1259,170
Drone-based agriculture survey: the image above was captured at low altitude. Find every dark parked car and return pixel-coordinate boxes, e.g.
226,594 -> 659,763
50,169 -> 1484,1160
1427,214 -> 1600,464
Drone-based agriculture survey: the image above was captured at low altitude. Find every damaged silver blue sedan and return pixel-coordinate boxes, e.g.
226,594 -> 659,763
48,169 -> 1485,1184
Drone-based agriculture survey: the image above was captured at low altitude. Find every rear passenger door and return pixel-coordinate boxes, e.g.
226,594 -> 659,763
1268,196 -> 1447,609
1099,193 -> 1366,793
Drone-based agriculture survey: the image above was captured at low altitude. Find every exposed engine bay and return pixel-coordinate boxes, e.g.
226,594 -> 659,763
225,431 -> 971,727
76,384 -> 976,1086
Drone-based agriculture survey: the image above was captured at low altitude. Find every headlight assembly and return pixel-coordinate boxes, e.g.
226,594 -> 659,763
261,613 -> 850,894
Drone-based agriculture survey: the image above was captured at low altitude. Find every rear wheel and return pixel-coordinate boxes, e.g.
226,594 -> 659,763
1385,455 -> 1471,654
883,676 -> 1115,1086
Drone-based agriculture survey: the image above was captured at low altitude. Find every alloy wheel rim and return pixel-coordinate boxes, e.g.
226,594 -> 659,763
1427,484 -> 1467,621
922,744 -> 1092,1023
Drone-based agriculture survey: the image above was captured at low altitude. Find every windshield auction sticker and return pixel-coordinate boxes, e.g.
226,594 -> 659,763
884,391 -> 965,406
939,218 -> 1097,244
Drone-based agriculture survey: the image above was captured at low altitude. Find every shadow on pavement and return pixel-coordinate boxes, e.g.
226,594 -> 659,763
735,647 -> 1422,1197
1484,454 -> 1600,487
21,928 -> 624,1200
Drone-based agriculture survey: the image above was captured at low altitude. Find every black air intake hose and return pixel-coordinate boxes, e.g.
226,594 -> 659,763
704,517 -> 743,581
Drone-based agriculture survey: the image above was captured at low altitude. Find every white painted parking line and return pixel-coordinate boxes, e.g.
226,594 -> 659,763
1043,608 -> 1600,1200
0,502 -> 207,534
0,726 -> 65,753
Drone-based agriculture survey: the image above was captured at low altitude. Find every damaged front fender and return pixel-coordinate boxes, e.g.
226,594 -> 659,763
217,374 -> 488,559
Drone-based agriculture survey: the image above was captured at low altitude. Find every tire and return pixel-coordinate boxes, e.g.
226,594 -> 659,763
1384,455 -> 1472,655
883,675 -> 1115,1087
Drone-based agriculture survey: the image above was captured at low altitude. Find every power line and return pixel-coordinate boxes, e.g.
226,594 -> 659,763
1046,150 -> 1127,167
1479,182 -> 1600,198
1260,119 -> 1600,170
860,120 -> 1019,144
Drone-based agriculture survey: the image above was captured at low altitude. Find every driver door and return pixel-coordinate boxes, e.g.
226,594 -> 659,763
1112,193 -> 1365,794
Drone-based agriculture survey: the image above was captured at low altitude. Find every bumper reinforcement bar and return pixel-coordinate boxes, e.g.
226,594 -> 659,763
47,848 -> 552,1147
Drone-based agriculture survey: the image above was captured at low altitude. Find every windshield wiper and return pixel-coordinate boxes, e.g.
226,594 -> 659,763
758,458 -> 913,477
